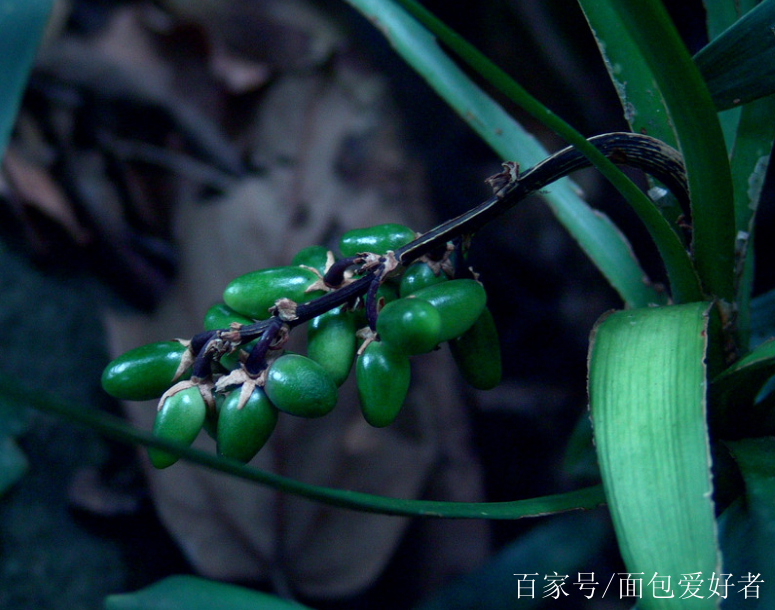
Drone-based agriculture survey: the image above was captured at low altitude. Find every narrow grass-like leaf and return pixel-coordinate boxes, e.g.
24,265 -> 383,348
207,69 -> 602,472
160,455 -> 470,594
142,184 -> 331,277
589,303 -> 720,609
577,1 -> 676,147
105,575 -> 315,610
388,0 -> 703,304
701,0 -> 758,154
605,1 -> 735,302
0,1 -> 54,158
577,0 -> 685,236
346,0 -> 701,306
703,3 -> 775,348
0,372 -> 604,519
695,0 -> 775,110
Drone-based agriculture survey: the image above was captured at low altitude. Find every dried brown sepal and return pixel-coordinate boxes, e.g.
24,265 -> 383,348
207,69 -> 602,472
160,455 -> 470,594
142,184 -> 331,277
420,242 -> 456,277
157,379 -> 197,412
271,298 -> 299,322
485,161 -> 519,198
171,339 -> 197,383
356,327 -> 378,355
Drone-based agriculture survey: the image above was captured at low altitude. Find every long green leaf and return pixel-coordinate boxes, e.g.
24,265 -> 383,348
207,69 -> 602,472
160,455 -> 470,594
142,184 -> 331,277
0,372 -> 604,519
0,1 -> 54,159
577,0 -> 686,239
605,1 -> 735,302
589,303 -> 720,609
578,1 -> 676,148
696,0 -> 775,111
345,0 -> 703,306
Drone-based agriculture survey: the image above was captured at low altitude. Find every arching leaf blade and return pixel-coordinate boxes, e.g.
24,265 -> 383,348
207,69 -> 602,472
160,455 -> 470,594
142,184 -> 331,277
589,303 -> 720,609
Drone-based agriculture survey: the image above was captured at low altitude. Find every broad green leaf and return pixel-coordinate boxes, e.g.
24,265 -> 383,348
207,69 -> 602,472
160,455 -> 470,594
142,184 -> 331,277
0,435 -> 28,496
105,575 -> 315,610
0,372 -> 604,519
589,303 -> 720,609
0,0 -> 55,159
604,1 -> 735,303
346,0 -> 703,307
695,0 -> 775,111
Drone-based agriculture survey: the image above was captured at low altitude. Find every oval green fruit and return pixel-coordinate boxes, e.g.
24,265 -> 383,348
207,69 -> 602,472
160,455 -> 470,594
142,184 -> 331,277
376,297 -> 442,355
291,245 -> 331,275
203,302 -> 255,329
223,266 -> 325,319
102,341 -> 190,401
409,278 -> 487,342
356,341 -> 410,428
147,386 -> 206,469
216,386 -> 278,462
307,306 -> 357,386
339,223 -> 416,257
449,307 -> 502,390
264,354 -> 337,418
398,261 -> 448,297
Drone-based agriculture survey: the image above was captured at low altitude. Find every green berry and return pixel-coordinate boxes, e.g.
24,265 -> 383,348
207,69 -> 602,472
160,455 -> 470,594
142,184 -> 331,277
376,297 -> 442,355
223,266 -> 325,319
449,307 -> 502,389
409,278 -> 487,342
148,386 -> 206,469
102,341 -> 190,401
339,223 -> 416,257
356,341 -> 410,428
398,261 -> 448,297
264,354 -> 337,418
216,386 -> 278,462
307,306 -> 357,386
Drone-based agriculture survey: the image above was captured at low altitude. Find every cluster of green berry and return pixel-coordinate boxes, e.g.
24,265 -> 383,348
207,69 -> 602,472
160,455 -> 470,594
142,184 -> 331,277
101,223 -> 501,468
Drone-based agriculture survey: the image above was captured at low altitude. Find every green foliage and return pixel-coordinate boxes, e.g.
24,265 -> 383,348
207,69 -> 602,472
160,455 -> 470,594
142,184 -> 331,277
2,0 -> 775,608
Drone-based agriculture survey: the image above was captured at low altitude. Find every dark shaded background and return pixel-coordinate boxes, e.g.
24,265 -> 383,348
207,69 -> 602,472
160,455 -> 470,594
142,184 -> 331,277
1,1 -> 772,609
